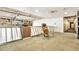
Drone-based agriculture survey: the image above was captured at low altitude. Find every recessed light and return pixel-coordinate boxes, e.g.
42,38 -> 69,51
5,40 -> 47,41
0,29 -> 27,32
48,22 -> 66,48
35,10 -> 39,12
64,12 -> 68,15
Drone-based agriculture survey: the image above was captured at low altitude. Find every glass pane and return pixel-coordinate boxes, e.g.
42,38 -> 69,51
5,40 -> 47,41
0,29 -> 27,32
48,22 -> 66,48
0,28 -> 2,44
16,27 -> 22,39
0,28 -> 6,44
6,28 -> 12,42
12,28 -> 17,40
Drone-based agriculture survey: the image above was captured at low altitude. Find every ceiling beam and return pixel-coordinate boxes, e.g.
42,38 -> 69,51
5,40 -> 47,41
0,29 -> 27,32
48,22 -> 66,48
0,7 -> 43,19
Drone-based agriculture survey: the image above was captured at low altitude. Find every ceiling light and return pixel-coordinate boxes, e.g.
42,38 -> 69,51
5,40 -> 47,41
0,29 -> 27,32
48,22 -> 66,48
64,12 -> 68,15
35,10 -> 39,12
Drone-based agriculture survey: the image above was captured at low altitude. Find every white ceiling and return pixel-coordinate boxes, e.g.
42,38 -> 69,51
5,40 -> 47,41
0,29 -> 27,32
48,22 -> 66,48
0,7 -> 43,21
9,7 -> 79,18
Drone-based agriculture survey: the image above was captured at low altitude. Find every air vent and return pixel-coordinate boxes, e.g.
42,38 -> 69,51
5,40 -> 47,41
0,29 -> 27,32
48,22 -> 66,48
63,8 -> 68,10
50,10 -> 57,13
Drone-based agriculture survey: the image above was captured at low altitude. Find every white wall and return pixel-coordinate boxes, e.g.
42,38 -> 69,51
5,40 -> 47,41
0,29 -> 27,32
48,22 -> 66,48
33,17 -> 64,32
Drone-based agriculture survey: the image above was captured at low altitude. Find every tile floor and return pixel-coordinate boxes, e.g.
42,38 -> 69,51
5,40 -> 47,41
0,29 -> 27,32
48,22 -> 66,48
0,32 -> 79,51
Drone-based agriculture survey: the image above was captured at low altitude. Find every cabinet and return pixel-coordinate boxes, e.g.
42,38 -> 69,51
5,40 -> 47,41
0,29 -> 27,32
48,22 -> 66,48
22,26 -> 31,38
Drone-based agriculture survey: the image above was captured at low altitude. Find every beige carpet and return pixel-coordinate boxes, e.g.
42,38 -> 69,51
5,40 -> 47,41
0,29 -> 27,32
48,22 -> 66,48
0,32 -> 79,51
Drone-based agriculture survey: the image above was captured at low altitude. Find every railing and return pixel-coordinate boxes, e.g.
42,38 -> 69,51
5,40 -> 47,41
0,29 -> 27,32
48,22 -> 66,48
31,26 -> 42,36
31,26 -> 55,36
0,27 -> 22,44
0,26 -> 55,44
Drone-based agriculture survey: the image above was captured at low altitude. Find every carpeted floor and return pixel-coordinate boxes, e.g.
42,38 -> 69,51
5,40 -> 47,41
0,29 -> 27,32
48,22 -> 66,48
0,32 -> 79,51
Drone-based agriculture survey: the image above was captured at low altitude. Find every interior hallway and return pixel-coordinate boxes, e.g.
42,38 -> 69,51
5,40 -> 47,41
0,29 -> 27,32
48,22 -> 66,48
65,28 -> 76,33
0,32 -> 79,51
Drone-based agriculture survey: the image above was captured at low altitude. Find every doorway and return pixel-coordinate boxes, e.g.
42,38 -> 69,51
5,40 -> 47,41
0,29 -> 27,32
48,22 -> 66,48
64,16 -> 76,33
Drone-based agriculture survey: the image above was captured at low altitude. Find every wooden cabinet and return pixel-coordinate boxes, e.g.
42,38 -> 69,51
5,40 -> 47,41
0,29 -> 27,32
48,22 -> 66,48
22,26 -> 31,38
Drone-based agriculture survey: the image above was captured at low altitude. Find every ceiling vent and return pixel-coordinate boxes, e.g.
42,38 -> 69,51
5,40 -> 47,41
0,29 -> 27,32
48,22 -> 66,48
50,10 -> 57,13
63,8 -> 68,10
